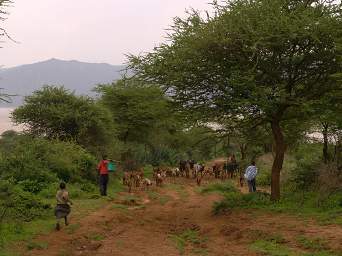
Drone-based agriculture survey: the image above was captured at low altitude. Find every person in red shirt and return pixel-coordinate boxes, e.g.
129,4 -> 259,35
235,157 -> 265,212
97,155 -> 109,196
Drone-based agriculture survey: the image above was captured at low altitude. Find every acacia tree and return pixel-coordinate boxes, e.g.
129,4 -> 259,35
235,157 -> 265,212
11,86 -> 115,153
96,79 -> 177,167
129,0 -> 342,200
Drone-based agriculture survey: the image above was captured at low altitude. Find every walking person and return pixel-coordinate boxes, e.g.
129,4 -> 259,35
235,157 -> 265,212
97,155 -> 110,196
244,161 -> 258,192
55,182 -> 72,231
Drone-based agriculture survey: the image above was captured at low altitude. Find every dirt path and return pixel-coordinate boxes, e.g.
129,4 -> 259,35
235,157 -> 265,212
24,178 -> 342,256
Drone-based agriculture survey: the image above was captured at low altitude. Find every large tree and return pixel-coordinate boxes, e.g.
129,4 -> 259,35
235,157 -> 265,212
96,79 -> 173,144
129,0 -> 342,200
11,86 -> 115,152
96,79 -> 178,166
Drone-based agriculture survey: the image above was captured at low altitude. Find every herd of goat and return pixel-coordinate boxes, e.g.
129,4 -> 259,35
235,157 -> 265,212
122,159 -> 241,193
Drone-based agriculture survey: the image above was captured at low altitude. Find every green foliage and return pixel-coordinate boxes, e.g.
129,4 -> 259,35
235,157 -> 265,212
0,136 -> 97,186
11,86 -> 115,152
213,192 -> 272,215
130,0 -> 342,200
26,241 -> 49,250
97,79 -> 219,166
130,0 -> 342,122
250,239 -> 338,256
211,188 -> 342,225
296,235 -> 328,251
0,180 -> 51,222
86,233 -> 105,241
169,229 -> 207,255
288,144 -> 323,191
200,182 -> 237,195
96,80 -> 171,144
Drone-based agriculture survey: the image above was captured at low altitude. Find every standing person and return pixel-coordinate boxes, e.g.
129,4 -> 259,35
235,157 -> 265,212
244,161 -> 258,192
97,155 -> 109,196
55,182 -> 72,231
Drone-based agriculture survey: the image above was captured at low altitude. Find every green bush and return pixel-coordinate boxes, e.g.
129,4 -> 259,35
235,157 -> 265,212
0,180 -> 51,222
286,144 -> 321,191
0,136 -> 97,193
39,181 -> 97,200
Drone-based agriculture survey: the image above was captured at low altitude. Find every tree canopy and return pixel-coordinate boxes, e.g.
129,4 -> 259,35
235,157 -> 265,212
96,80 -> 173,144
129,0 -> 342,200
11,86 -> 115,152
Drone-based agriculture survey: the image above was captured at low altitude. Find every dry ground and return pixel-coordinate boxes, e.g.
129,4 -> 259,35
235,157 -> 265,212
22,177 -> 342,256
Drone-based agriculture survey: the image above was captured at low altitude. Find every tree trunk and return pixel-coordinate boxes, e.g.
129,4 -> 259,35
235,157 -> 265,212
239,144 -> 247,160
270,120 -> 286,201
322,123 -> 329,164
264,143 -> 272,153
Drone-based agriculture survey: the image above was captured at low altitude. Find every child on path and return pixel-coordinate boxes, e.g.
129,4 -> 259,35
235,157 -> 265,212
55,182 -> 73,231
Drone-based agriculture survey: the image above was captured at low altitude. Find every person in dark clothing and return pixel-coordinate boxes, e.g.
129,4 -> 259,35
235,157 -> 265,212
97,155 -> 109,196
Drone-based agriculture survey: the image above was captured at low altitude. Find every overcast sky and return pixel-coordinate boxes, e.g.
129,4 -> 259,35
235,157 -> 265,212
1,0 -> 212,68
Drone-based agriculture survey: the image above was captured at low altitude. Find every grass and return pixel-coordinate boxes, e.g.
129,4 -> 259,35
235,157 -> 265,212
26,241 -> 49,250
87,233 -> 105,241
0,174 -> 124,255
248,230 -> 286,244
205,182 -> 342,226
250,239 -> 341,256
147,191 -> 172,205
296,235 -> 328,251
200,181 -> 237,195
169,229 -> 207,255
250,240 -> 297,256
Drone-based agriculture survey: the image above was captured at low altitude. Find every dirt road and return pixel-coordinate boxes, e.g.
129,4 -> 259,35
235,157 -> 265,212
25,178 -> 342,256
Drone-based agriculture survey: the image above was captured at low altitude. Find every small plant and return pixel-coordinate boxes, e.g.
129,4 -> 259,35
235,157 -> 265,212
169,229 -> 207,255
250,240 -> 296,256
87,233 -> 105,241
296,235 -> 328,251
249,230 -> 286,244
26,241 -> 49,250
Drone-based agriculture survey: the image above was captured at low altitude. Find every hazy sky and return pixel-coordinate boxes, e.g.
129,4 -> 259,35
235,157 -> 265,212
1,0 -> 212,68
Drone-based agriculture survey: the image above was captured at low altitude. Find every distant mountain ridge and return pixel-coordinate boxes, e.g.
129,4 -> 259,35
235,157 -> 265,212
0,58 -> 125,107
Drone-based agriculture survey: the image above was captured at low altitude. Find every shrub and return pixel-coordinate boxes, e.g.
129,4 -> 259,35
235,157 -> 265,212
0,180 -> 51,222
0,136 -> 97,193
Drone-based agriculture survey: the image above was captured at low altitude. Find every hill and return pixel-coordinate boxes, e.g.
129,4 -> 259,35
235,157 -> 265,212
0,58 -> 125,106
